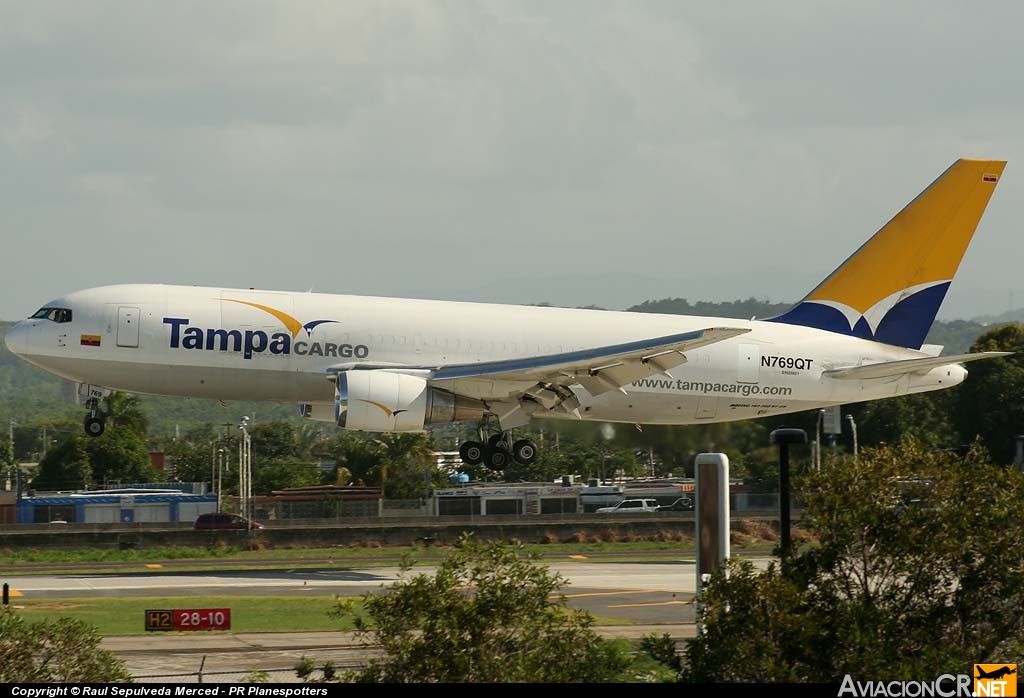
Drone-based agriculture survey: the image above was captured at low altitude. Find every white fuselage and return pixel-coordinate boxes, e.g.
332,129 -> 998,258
4,284 -> 966,426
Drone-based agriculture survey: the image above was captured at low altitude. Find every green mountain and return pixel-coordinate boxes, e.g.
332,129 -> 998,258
626,297 -> 791,320
625,298 -> 996,354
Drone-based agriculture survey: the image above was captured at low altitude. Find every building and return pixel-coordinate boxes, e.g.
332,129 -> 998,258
250,485 -> 383,520
16,489 -> 217,524
434,482 -> 581,516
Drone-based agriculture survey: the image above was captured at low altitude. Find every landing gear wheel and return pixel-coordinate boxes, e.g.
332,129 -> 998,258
486,448 -> 510,470
83,416 -> 106,437
512,439 -> 538,465
488,433 -> 510,452
459,441 -> 485,466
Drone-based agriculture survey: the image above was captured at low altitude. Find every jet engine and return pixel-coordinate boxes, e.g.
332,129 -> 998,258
335,370 -> 486,432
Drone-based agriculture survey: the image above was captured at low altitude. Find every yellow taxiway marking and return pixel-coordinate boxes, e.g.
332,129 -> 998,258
568,555 -> 588,560
607,600 -> 692,608
144,564 -> 163,569
5,589 -> 23,597
551,589 -> 653,599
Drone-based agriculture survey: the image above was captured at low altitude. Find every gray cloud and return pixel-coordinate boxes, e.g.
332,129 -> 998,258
2,1 -> 1021,320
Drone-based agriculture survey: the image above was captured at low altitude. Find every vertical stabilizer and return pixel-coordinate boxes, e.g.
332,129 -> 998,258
769,159 -> 1006,349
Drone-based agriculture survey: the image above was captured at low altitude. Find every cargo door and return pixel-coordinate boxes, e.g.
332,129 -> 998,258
695,396 -> 718,420
117,306 -> 141,348
738,344 -> 760,384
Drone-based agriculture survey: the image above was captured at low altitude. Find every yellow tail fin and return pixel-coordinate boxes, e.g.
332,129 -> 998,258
770,159 -> 1006,349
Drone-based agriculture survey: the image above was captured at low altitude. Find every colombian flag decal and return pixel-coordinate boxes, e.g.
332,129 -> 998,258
80,335 -> 101,347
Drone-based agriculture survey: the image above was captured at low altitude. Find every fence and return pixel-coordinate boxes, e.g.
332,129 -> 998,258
131,656 -> 365,683
133,667 -> 299,684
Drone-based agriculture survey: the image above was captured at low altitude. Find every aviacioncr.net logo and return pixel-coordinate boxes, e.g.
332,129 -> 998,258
975,665 -> 1017,697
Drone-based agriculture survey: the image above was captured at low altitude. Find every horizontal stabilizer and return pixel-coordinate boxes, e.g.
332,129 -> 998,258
823,352 -> 1011,380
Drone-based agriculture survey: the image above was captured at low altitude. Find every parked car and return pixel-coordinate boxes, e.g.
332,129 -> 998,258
193,513 -> 265,530
595,499 -> 660,514
658,497 -> 694,512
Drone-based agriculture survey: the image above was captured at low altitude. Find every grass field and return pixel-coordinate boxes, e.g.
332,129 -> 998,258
10,594 -> 631,635
13,595 -> 365,635
0,539 -> 705,569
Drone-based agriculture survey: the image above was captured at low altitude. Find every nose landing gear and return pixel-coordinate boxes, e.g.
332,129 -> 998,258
83,397 -> 106,437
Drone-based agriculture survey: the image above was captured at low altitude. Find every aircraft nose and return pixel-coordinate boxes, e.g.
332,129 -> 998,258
4,322 -> 26,355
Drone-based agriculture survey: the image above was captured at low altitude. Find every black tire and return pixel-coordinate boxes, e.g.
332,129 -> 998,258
512,439 -> 538,465
460,441 -> 484,466
84,416 -> 106,437
488,433 -> 510,452
486,448 -> 509,470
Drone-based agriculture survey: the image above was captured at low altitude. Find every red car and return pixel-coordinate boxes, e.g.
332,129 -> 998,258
193,513 -> 265,530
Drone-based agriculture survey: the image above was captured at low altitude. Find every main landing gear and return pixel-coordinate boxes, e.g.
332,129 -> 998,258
459,430 -> 539,470
83,397 -> 106,437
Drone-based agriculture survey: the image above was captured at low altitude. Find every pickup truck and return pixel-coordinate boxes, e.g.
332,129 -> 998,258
595,499 -> 660,514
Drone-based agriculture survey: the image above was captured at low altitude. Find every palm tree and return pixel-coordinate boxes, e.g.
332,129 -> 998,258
101,392 -> 149,437
372,433 -> 434,497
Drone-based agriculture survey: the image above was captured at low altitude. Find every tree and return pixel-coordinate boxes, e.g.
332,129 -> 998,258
253,458 -> 321,494
371,432 -> 437,499
684,441 -> 1024,681
88,424 -> 155,484
101,391 -> 149,437
30,424 -> 152,490
954,323 -> 1024,464
0,608 -> 132,682
250,421 -> 298,460
316,431 -> 381,485
166,438 -> 216,484
31,433 -> 92,490
303,536 -> 667,683
846,391 -> 955,450
0,436 -> 15,483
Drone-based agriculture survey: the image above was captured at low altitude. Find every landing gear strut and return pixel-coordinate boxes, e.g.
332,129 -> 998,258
83,397 -> 106,437
459,426 -> 538,469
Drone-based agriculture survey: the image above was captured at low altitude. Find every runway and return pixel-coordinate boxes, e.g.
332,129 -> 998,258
3,559 -> 772,681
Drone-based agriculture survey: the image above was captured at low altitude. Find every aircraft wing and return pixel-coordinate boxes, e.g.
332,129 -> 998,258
823,352 -> 1012,381
324,327 -> 749,421
429,327 -> 750,396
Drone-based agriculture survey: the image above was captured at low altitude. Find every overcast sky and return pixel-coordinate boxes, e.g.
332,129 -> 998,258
3,1 -> 1022,321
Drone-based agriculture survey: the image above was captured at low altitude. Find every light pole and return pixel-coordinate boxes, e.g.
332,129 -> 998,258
217,448 -> 226,512
238,417 -> 251,523
770,427 -> 807,562
814,409 -> 825,471
6,419 -> 15,486
845,414 -> 858,458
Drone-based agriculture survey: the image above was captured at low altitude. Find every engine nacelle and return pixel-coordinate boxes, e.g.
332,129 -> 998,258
335,371 -> 486,432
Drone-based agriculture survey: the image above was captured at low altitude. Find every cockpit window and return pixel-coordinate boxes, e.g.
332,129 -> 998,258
30,308 -> 72,323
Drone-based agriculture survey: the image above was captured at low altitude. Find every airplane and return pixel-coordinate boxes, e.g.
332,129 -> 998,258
3,158 -> 1012,470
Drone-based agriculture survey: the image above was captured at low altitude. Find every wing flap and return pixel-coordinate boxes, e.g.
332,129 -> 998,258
823,352 -> 1011,380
